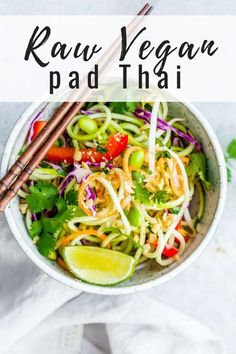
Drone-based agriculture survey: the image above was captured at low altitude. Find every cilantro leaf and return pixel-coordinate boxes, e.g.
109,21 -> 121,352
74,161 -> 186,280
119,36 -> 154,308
65,189 -> 79,206
26,180 -> 86,258
186,152 -> 211,189
159,151 -> 171,159
227,139 -> 236,159
29,220 -> 42,238
132,172 -> 170,205
29,196 -> 84,259
126,102 -> 136,112
35,205 -> 84,258
226,139 -> 236,183
153,191 -> 169,204
132,171 -> 151,204
132,171 -> 145,184
41,205 -> 81,236
55,197 -> 66,213
37,231 -> 57,258
133,183 -> 151,204
170,207 -> 180,214
109,102 -> 136,114
26,182 -> 58,213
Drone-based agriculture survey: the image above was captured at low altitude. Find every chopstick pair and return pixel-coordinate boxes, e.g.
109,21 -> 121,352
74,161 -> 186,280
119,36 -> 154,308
0,3 -> 153,212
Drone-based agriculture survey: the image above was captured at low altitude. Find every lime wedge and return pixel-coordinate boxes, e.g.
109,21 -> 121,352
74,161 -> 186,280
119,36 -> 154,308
63,246 -> 136,286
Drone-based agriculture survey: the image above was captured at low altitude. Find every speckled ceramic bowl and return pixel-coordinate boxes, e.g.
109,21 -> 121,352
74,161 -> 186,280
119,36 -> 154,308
1,100 -> 227,295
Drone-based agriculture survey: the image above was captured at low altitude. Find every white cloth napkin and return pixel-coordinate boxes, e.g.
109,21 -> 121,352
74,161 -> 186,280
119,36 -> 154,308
0,215 -> 225,354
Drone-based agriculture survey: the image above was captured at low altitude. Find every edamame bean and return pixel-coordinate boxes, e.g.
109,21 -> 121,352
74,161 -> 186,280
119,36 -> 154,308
129,150 -> 145,168
78,117 -> 98,134
127,207 -> 142,227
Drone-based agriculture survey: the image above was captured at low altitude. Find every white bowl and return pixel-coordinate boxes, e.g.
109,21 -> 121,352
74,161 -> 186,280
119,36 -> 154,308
1,101 -> 227,295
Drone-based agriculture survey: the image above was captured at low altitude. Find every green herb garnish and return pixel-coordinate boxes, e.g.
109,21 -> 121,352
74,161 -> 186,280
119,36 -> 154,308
227,139 -> 236,159
26,182 -> 58,213
159,151 -> 171,159
226,139 -> 236,182
186,152 -> 211,188
170,207 -> 180,214
132,171 -> 151,204
153,190 -> 169,204
109,102 -> 136,114
27,181 -> 85,258
65,189 -> 79,206
96,145 -> 108,154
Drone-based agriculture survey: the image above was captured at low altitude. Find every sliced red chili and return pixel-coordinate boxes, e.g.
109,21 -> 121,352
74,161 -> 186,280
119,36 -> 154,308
32,122 -> 128,164
162,245 -> 178,258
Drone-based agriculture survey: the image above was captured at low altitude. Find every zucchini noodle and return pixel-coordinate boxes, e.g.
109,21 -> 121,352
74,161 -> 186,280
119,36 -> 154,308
149,100 -> 160,172
95,176 -> 131,235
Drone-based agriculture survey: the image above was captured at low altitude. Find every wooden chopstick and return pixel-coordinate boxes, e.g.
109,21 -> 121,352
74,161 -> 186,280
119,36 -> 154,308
0,3 -> 153,212
0,101 -> 74,198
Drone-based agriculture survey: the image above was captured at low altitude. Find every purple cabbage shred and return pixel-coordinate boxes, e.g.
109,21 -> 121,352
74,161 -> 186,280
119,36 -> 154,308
27,103 -> 49,145
85,185 -> 96,216
85,161 -> 114,169
134,107 -> 201,150
80,109 -> 100,115
43,161 -> 63,171
59,164 -> 90,196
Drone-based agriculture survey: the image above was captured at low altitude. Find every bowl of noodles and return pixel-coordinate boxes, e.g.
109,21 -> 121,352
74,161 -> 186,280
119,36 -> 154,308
1,99 -> 227,294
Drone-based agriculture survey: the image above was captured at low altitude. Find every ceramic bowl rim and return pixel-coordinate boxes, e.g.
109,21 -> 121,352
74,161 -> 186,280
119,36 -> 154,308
1,100 -> 227,295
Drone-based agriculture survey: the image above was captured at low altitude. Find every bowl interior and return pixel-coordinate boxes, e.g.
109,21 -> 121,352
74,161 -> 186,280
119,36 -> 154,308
1,101 -> 226,294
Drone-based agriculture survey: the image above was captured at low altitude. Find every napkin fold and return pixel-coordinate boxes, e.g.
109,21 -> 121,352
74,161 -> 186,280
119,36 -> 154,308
0,215 -> 225,354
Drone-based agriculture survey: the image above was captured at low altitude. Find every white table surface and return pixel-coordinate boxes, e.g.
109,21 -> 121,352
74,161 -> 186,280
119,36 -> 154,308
0,1 -> 236,353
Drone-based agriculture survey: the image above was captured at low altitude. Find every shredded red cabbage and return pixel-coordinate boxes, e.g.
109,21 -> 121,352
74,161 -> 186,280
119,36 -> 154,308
27,103 -> 48,145
85,185 -> 96,200
44,209 -> 57,218
59,164 -> 90,196
134,107 -> 201,149
85,161 -> 114,169
133,107 -> 150,124
42,161 -> 63,171
32,213 -> 37,221
81,109 -> 100,115
172,137 -> 184,147
85,185 -> 96,216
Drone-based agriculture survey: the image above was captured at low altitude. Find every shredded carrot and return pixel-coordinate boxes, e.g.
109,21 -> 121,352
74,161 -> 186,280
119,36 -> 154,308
176,220 -> 182,231
60,229 -> 107,247
108,168 -> 125,195
97,189 -> 103,199
180,156 -> 190,165
78,174 -> 116,218
57,257 -> 68,271
147,233 -> 157,247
